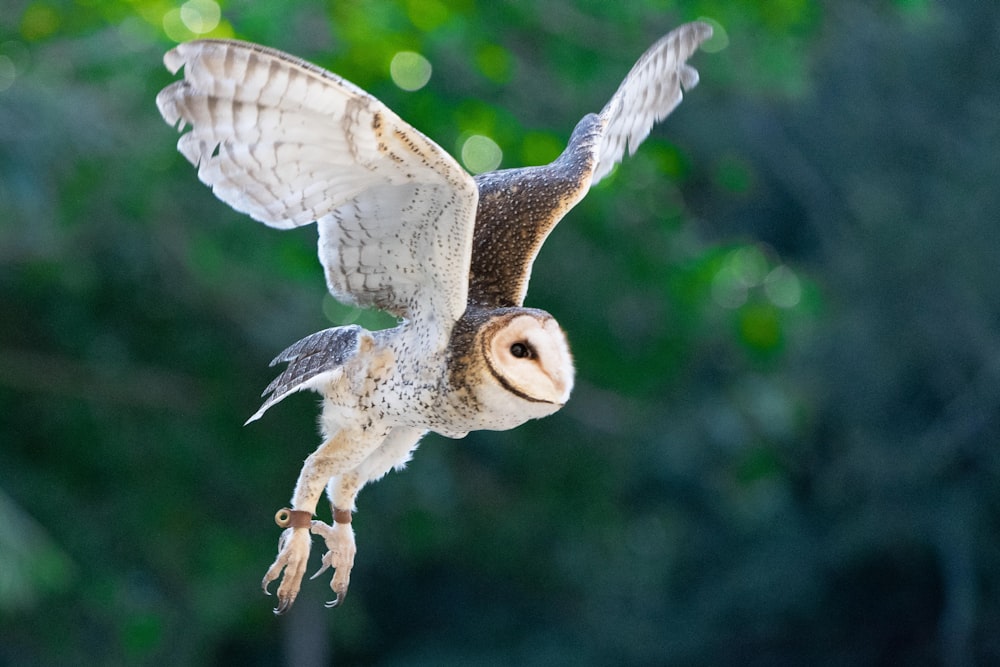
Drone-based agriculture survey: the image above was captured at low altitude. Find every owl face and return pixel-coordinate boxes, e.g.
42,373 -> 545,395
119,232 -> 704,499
472,310 -> 574,427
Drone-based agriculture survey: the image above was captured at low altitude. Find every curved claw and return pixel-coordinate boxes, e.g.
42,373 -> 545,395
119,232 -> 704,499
325,584 -> 348,608
261,580 -> 298,615
308,520 -> 356,609
310,557 -> 332,581
261,526 -> 311,615
273,594 -> 297,615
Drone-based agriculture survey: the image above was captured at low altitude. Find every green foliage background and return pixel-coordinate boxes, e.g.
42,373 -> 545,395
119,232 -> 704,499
2,0 -> 999,664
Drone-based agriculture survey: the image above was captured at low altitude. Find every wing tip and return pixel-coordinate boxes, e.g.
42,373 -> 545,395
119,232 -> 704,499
690,20 -> 715,43
244,383 -> 303,425
243,410 -> 265,426
588,20 -> 717,184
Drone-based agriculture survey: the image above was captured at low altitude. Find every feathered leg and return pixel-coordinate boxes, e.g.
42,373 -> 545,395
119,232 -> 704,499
261,425 -> 385,614
310,427 -> 426,606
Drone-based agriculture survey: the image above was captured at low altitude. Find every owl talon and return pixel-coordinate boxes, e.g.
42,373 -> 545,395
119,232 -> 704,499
261,526 -> 312,615
310,560 -> 331,580
310,519 -> 356,607
273,595 -> 295,615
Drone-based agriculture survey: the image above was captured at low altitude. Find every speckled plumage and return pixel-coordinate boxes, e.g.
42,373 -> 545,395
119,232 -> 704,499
156,21 -> 712,612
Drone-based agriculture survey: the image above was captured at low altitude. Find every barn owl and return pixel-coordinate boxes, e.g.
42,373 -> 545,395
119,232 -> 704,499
157,21 -> 712,612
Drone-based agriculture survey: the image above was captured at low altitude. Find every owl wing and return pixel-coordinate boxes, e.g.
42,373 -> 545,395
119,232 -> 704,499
157,39 -> 478,325
245,325 -> 365,424
467,21 -> 712,307
589,21 -> 713,182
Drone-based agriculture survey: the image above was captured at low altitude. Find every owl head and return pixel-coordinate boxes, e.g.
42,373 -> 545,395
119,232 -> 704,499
451,307 -> 574,429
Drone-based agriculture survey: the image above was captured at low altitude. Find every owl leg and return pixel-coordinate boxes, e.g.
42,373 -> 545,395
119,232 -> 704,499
310,427 -> 426,607
308,472 -> 361,608
261,426 -> 382,614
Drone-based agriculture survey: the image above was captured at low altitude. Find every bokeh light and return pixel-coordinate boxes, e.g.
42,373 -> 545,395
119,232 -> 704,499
459,134 -> 503,174
180,0 -> 220,34
404,0 -> 449,31
713,245 -> 769,309
711,245 -> 802,311
475,43 -> 513,83
764,265 -> 802,308
390,51 -> 432,91
698,17 -> 730,53
163,0 -> 224,42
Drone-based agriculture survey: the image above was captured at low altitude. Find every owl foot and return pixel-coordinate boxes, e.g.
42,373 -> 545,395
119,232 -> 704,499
261,526 -> 313,614
309,517 -> 356,608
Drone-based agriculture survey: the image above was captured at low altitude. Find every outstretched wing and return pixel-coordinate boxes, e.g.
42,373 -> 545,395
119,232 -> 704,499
157,40 -> 478,325
467,21 -> 712,308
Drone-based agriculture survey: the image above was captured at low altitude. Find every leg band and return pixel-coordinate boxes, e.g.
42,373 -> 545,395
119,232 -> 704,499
274,508 -> 313,529
333,508 -> 352,524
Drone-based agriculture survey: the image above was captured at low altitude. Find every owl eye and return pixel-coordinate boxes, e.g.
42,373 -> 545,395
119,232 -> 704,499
509,342 -> 534,359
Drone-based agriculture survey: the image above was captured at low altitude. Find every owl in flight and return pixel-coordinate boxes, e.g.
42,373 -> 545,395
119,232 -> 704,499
157,21 -> 712,612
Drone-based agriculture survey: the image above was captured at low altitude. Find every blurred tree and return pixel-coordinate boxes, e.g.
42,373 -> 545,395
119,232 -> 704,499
0,0 -> 997,665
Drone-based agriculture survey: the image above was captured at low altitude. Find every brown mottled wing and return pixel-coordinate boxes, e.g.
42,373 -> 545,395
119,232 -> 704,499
467,21 -> 713,308
157,39 -> 477,327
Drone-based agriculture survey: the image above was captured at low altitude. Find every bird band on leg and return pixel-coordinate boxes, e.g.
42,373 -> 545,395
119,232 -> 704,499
274,508 -> 313,529
333,508 -> 352,524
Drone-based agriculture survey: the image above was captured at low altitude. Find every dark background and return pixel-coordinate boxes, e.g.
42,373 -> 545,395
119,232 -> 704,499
2,0 -> 998,664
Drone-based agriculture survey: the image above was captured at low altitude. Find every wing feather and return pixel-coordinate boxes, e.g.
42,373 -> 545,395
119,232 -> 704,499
245,325 -> 365,424
466,21 -> 713,307
157,39 -> 477,324
591,21 -> 712,182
